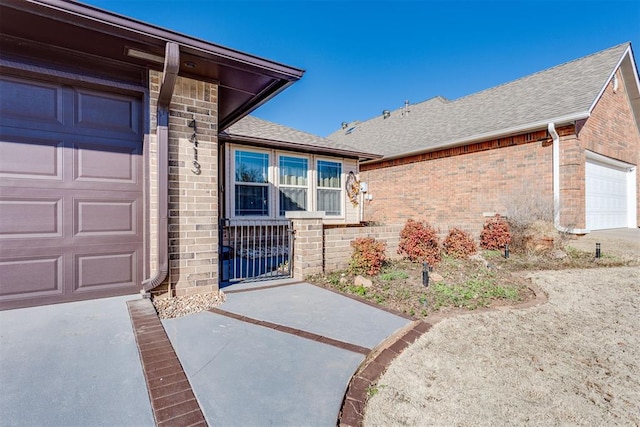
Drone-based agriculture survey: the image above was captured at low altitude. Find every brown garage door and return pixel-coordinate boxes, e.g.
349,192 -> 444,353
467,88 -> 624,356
0,75 -> 144,310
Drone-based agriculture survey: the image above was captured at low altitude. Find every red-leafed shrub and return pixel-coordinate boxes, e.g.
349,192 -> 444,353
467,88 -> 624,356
480,214 -> 512,250
443,228 -> 477,258
349,237 -> 386,276
398,219 -> 441,265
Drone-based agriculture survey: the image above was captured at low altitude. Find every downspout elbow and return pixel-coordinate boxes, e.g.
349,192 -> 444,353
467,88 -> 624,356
142,42 -> 180,293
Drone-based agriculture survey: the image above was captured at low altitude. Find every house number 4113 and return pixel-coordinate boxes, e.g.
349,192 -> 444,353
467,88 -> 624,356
188,119 -> 202,175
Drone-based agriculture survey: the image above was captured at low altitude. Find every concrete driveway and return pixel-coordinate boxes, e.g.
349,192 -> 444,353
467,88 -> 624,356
0,295 -> 154,427
0,281 -> 417,426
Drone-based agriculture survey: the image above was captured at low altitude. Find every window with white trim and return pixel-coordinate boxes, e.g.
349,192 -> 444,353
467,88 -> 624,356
228,146 -> 346,219
317,160 -> 342,216
234,150 -> 269,216
279,155 -> 308,216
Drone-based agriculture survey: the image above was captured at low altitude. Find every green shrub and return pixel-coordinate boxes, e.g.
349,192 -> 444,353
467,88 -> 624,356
349,237 -> 386,276
443,228 -> 477,258
398,219 -> 441,265
480,214 -> 511,250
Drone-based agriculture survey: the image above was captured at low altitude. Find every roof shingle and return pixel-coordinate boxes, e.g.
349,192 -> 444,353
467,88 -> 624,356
223,115 -> 381,160
328,43 -> 631,158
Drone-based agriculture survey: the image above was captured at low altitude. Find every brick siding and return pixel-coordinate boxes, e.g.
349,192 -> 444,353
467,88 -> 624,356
149,71 -> 219,297
360,130 -> 557,237
578,70 -> 640,224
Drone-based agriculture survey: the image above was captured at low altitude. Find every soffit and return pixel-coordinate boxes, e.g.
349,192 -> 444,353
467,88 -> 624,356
0,0 -> 304,129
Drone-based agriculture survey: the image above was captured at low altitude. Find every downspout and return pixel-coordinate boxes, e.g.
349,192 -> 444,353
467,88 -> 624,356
142,42 -> 180,292
549,122 -> 589,234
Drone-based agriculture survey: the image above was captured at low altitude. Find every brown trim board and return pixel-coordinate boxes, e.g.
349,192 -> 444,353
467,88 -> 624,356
127,299 -> 207,427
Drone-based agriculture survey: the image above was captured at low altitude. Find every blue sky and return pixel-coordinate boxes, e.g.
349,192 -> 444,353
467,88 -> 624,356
85,0 -> 640,137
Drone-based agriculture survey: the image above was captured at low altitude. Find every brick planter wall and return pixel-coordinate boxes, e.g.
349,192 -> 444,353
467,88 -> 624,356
324,224 -> 403,272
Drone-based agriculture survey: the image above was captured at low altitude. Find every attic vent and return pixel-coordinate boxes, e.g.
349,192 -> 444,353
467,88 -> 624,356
382,110 -> 390,119
345,126 -> 357,135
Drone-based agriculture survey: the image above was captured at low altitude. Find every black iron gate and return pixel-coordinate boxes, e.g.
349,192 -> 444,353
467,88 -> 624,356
219,218 -> 293,286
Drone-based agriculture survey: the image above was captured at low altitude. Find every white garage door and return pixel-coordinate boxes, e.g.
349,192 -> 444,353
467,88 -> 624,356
585,158 -> 629,230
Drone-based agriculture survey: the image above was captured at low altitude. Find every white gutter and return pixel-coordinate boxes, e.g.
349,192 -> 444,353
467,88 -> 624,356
549,122 -> 590,234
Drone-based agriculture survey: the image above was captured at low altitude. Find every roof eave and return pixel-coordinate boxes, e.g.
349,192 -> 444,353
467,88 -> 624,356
26,0 -> 304,80
361,112 -> 590,164
220,133 -> 383,161
5,0 -> 305,129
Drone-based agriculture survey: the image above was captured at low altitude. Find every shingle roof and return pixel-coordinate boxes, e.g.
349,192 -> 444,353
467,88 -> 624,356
328,43 -> 633,159
222,115 -> 381,160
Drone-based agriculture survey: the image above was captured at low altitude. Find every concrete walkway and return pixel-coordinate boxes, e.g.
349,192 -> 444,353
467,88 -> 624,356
162,281 -> 412,426
0,281 -> 416,426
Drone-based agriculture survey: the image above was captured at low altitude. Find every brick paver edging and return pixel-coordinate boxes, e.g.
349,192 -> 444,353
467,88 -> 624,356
208,306 -> 371,355
338,321 -> 432,427
127,299 -> 207,427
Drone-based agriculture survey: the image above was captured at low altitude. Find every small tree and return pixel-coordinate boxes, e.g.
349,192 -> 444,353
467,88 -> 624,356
480,214 -> 511,250
349,237 -> 386,276
398,219 -> 441,265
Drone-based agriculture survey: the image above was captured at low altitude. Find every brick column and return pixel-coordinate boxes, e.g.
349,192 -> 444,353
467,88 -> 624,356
149,71 -> 219,297
286,212 -> 325,279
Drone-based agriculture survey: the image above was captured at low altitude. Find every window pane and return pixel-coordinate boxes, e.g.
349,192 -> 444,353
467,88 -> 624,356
279,156 -> 308,186
279,187 -> 307,216
317,160 -> 341,188
318,189 -> 341,216
235,151 -> 268,183
235,185 -> 269,216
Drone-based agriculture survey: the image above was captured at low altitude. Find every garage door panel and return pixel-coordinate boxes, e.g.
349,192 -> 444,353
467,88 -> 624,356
75,88 -> 141,138
0,135 -> 63,181
0,77 -> 64,129
586,159 -> 629,230
0,198 -> 62,238
0,75 -> 144,309
0,255 -> 63,299
75,199 -> 137,236
75,250 -> 138,291
74,140 -> 140,184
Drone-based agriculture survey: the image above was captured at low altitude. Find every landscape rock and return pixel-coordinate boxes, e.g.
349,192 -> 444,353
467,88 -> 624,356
469,254 -> 490,268
354,275 -> 373,288
552,249 -> 568,259
429,272 -> 444,282
153,291 -> 225,319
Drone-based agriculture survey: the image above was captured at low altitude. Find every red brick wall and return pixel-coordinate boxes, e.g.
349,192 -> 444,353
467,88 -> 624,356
577,70 -> 640,225
360,131 -> 555,238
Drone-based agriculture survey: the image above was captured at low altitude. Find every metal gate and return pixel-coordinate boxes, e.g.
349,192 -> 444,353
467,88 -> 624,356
220,219 -> 292,286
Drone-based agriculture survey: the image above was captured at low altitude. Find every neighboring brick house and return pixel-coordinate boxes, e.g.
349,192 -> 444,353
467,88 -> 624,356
0,0 -> 307,309
329,43 -> 640,236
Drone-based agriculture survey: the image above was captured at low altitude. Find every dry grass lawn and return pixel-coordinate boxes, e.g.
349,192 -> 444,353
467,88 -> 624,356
365,266 -> 640,426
